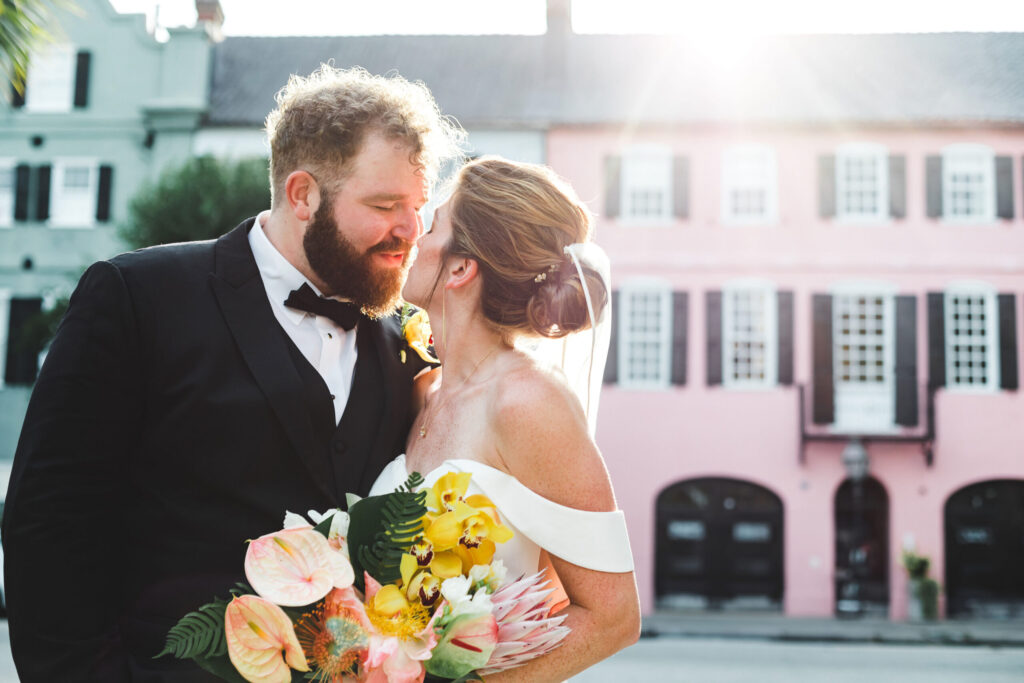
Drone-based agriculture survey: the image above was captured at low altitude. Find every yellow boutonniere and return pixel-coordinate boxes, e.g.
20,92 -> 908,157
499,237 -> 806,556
400,303 -> 438,364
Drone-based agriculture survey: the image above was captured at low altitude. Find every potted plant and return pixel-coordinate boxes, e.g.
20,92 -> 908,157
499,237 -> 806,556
900,550 -> 940,621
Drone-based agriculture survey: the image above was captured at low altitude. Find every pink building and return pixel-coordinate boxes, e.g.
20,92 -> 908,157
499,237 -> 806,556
545,33 -> 1024,620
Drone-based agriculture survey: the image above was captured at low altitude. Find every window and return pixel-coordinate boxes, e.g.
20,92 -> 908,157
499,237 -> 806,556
0,160 -> 14,227
832,286 -> 896,432
945,283 -> 999,392
619,281 -> 672,388
836,143 -> 888,222
943,145 -> 995,222
621,146 -> 672,222
50,159 -> 98,227
25,43 -> 75,113
721,145 -> 777,225
722,281 -> 777,388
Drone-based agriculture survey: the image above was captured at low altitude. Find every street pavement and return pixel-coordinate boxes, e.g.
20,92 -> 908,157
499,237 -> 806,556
1,619 -> 1022,681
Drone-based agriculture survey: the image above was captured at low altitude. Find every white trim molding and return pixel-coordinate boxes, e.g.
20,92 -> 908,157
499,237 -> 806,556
720,144 -> 778,226
722,278 -> 778,390
943,280 -> 1000,394
617,277 -> 673,389
942,144 -> 996,224
835,142 -> 889,224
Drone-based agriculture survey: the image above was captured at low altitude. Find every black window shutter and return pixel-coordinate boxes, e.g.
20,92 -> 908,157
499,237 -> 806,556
35,164 -> 51,222
894,295 -> 918,426
604,156 -> 621,219
706,291 -> 722,386
926,155 -> 943,218
818,155 -> 836,218
889,155 -> 906,219
812,294 -> 834,424
603,290 -> 618,384
96,165 -> 113,222
995,156 -> 1014,220
5,297 -> 44,385
14,164 -> 31,221
998,293 -> 1018,390
673,156 -> 689,219
73,50 -> 91,108
11,82 -> 26,108
927,292 -> 945,388
671,291 -> 688,385
777,291 -> 794,385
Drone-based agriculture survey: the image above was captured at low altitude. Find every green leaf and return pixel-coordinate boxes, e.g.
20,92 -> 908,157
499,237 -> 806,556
347,490 -> 426,590
400,471 -> 425,493
313,509 -> 341,539
155,597 -> 230,660
193,651 -> 249,683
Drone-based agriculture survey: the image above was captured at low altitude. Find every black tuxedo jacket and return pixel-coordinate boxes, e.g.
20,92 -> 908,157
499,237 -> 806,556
1,218 -> 431,681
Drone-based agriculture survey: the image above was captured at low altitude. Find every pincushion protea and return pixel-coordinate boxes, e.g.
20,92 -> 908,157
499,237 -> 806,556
479,571 -> 570,675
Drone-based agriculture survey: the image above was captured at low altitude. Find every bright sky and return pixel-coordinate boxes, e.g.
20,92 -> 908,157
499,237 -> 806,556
108,0 -> 1024,36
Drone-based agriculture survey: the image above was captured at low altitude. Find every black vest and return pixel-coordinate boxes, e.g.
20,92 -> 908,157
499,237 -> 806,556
282,320 -> 387,503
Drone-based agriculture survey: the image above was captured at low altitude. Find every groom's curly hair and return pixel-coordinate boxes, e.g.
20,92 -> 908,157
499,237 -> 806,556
265,65 -> 464,206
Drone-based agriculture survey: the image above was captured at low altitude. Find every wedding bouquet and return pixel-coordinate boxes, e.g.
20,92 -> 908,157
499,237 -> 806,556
158,471 -> 570,682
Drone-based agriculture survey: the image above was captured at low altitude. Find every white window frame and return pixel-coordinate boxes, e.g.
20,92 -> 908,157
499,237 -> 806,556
0,158 -> 15,228
25,43 -> 76,113
0,288 -> 11,388
620,145 -> 673,225
942,144 -> 996,224
835,143 -> 889,224
617,278 -> 673,390
722,279 -> 778,390
944,280 -> 1000,394
830,281 -> 899,434
49,158 -> 99,229
720,145 -> 778,226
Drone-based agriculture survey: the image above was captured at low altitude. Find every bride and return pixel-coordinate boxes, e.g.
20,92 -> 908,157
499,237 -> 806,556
369,157 -> 641,681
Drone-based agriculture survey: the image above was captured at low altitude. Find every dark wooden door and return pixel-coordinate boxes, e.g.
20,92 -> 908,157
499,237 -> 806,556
656,478 -> 783,608
834,477 -> 890,616
945,480 -> 1024,617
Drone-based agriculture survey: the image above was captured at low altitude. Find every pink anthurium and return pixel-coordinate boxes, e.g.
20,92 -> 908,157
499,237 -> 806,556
245,527 -> 354,606
224,595 -> 309,683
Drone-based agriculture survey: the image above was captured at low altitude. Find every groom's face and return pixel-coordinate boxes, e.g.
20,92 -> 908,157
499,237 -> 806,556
303,131 -> 428,317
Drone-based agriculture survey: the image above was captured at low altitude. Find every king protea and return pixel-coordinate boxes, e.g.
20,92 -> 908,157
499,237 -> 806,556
479,571 -> 570,675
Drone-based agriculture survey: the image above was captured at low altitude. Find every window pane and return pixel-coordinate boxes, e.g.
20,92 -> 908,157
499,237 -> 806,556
625,289 -> 667,384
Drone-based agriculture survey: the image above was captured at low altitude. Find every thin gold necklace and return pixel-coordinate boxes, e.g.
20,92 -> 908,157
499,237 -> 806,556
418,347 -> 498,439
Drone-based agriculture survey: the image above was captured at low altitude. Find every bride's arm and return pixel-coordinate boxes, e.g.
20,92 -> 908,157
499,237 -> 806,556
484,370 -> 642,682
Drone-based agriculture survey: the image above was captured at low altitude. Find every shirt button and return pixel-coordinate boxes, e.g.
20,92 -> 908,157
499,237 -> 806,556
330,394 -> 336,400
327,332 -> 333,339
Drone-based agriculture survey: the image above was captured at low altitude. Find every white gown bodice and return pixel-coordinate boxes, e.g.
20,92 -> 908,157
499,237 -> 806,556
367,455 -> 634,580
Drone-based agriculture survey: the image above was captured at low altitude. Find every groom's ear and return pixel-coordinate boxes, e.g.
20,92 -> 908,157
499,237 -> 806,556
444,257 -> 479,291
284,170 -> 320,222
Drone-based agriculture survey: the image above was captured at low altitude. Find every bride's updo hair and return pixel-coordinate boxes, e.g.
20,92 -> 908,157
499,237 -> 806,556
445,156 -> 608,340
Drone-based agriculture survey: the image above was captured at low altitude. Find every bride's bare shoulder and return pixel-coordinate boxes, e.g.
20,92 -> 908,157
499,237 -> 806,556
489,355 -> 615,512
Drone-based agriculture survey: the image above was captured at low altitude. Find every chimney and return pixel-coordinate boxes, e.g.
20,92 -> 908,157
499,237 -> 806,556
195,0 -> 224,41
547,0 -> 571,37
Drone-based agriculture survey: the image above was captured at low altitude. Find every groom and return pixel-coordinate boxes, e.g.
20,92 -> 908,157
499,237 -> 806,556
2,66 -> 460,681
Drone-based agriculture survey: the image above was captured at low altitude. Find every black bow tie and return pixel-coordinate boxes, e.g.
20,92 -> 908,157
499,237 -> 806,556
283,283 -> 361,331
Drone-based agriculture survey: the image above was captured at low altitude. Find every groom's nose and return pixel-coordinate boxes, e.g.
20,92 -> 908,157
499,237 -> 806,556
392,205 -> 423,243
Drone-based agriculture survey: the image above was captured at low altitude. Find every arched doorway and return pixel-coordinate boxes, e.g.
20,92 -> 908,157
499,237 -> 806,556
945,479 -> 1024,617
655,478 -> 784,610
834,477 -> 889,616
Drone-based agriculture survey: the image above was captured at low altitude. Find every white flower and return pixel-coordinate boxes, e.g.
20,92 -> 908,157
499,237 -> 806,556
281,509 -> 351,560
468,561 -> 507,594
441,576 -> 493,618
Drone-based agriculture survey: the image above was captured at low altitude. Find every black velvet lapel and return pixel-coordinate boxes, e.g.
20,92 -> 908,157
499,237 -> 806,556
208,219 -> 335,501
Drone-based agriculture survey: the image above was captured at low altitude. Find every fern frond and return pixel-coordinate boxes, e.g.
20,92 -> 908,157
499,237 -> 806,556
155,597 -> 230,659
355,490 -> 427,585
399,471 -> 425,493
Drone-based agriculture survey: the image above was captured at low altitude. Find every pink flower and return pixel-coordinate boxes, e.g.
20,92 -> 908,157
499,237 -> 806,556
480,571 -> 570,675
245,527 -> 354,606
224,595 -> 309,683
358,573 -> 438,683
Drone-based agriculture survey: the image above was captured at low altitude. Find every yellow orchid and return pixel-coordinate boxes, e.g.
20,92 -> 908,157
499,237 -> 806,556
401,306 -> 438,364
425,472 -> 474,513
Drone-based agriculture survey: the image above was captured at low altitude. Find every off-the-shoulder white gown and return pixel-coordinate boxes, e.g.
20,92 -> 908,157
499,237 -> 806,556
367,455 -> 634,580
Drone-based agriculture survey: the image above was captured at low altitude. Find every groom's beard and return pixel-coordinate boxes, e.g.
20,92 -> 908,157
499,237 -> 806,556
303,198 -> 412,319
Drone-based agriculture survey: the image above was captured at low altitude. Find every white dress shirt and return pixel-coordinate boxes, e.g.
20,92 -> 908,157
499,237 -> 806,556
249,211 -> 358,424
